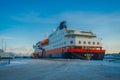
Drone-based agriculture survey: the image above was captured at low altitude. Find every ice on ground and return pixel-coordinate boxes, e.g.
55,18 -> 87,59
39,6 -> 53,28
0,59 -> 120,80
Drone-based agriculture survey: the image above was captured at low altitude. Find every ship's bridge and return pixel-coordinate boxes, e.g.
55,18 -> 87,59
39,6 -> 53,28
64,29 -> 102,48
66,30 -> 96,38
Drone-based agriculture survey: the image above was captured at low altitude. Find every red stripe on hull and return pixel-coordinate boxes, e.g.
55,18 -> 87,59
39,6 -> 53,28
34,46 -> 105,54
69,48 -> 105,53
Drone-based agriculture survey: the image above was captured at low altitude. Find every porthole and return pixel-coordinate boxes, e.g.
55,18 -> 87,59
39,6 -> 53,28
70,41 -> 73,44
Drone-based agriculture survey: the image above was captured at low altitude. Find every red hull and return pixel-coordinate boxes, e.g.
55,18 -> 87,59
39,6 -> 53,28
33,46 -> 105,60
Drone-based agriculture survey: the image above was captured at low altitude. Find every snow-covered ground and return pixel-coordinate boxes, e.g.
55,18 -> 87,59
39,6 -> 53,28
0,58 -> 120,80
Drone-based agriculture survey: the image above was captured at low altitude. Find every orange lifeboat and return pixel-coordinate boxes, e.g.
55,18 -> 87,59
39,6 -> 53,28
40,39 -> 49,46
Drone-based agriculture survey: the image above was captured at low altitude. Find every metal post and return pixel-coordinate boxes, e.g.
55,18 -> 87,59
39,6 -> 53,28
1,39 -> 4,50
86,46 -> 90,60
8,52 -> 10,64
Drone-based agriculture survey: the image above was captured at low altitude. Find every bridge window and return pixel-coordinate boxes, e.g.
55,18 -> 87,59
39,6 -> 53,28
97,42 -> 99,45
93,42 -> 95,45
88,41 -> 90,44
79,41 -> 81,44
83,41 -> 86,44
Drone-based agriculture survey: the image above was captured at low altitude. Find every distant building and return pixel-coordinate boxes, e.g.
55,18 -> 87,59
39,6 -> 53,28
0,49 -> 14,59
0,49 -> 4,53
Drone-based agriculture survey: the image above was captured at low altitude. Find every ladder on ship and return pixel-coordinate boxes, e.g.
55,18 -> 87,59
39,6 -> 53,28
38,46 -> 46,58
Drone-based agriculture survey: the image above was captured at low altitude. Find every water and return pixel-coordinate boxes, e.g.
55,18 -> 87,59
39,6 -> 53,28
104,55 -> 120,63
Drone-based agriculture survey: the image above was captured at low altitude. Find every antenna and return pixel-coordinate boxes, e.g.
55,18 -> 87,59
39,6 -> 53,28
1,39 -> 4,50
4,41 -> 6,51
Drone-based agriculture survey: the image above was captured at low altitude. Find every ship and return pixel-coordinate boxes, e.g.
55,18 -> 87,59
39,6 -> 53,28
0,49 -> 14,59
32,21 -> 105,60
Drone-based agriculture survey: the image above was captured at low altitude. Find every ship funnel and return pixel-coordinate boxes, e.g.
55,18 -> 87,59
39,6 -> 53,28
56,21 -> 67,31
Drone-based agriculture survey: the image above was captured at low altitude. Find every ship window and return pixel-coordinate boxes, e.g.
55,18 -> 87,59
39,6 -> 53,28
97,42 -> 99,45
64,42 -> 66,45
71,36 -> 74,38
70,41 -> 73,44
93,42 -> 95,45
83,41 -> 86,44
79,41 -> 81,44
88,41 -> 90,44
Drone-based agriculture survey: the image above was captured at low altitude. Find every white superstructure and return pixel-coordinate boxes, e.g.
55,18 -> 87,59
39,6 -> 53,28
33,21 -> 105,60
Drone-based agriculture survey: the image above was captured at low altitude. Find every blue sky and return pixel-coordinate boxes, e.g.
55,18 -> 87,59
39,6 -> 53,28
0,0 -> 120,54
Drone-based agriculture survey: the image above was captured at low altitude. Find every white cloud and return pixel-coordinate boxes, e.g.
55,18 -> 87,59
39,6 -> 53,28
11,11 -> 120,30
0,35 -> 14,40
7,47 -> 33,54
11,12 -> 57,24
